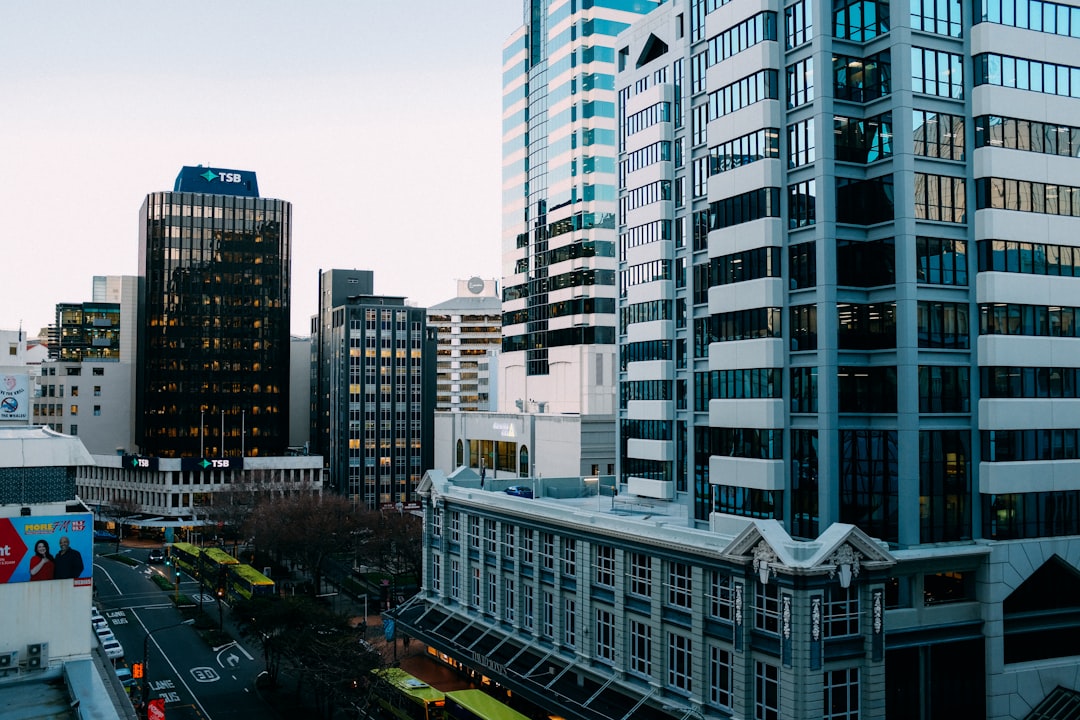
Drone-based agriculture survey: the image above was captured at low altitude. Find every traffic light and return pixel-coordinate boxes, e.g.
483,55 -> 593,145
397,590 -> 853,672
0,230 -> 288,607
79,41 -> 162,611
132,663 -> 143,679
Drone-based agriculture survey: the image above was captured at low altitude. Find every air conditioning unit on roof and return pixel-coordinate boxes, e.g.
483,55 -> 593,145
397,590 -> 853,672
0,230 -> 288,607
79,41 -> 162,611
26,643 -> 48,670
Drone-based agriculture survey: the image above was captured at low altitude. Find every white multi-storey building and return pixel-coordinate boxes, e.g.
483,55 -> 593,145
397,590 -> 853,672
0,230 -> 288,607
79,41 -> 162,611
428,278 -> 502,413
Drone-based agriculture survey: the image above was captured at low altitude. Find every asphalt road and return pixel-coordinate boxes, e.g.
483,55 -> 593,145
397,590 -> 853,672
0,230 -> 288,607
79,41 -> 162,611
93,545 -> 272,720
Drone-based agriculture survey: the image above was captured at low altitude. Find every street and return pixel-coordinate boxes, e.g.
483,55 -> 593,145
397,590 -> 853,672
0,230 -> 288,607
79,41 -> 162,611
93,545 -> 273,720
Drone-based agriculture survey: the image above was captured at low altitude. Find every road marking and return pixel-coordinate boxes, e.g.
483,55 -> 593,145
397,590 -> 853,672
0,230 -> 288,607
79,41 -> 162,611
131,611 -> 214,720
191,667 -> 220,683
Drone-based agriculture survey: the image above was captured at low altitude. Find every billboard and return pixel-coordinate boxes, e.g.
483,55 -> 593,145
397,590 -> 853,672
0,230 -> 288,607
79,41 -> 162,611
0,513 -> 93,584
0,373 -> 30,421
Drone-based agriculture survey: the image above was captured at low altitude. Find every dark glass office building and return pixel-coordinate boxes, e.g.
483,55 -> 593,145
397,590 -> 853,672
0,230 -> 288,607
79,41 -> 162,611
137,166 -> 291,458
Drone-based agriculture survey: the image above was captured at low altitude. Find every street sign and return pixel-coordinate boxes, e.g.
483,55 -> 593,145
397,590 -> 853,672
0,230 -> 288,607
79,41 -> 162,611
147,698 -> 165,720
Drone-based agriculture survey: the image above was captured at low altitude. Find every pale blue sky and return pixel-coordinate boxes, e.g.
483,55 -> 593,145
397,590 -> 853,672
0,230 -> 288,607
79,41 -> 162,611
0,1 -> 521,336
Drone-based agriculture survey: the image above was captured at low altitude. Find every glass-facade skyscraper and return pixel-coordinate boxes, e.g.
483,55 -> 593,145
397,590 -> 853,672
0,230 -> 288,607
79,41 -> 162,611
137,166 -> 291,458
500,0 -> 663,416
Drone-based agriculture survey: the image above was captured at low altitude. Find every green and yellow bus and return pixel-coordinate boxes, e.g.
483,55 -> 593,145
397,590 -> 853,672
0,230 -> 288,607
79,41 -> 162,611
167,542 -> 201,577
225,563 -> 275,601
443,690 -> 529,720
375,667 -> 446,720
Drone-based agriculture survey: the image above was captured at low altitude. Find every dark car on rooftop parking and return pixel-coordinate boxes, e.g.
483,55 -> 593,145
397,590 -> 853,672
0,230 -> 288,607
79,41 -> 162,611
504,485 -> 534,498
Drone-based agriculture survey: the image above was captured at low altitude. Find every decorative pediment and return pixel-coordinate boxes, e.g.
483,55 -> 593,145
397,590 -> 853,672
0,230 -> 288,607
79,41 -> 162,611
722,519 -> 895,584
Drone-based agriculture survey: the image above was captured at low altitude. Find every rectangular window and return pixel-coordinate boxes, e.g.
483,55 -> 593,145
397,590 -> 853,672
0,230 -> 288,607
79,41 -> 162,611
432,553 -> 441,593
451,559 -> 461,599
542,591 -> 555,638
449,512 -> 460,542
668,561 -> 692,608
824,668 -> 860,720
755,582 -> 781,633
913,110 -> 965,160
471,567 -> 481,607
914,173 -> 966,223
522,529 -> 533,564
469,516 -> 480,549
911,0 -> 962,36
791,304 -> 818,351
835,113 -> 893,163
787,57 -> 815,108
485,520 -> 497,553
564,598 -> 577,647
629,618 -> 652,677
630,552 -> 652,597
834,0 -> 890,41
824,586 -> 860,637
756,662 -> 780,720
563,538 -> 577,576
541,532 -> 555,571
93,406 -> 101,416
503,525 -> 514,558
788,118 -> 816,168
918,301 -> 970,348
488,572 -> 498,615
668,633 -> 693,693
786,0 -> 813,48
711,646 -> 734,708
912,47 -> 964,98
595,544 -> 616,587
504,578 -> 515,622
789,179 -> 817,228
596,607 -> 616,662
523,586 -> 534,630
917,237 -> 968,285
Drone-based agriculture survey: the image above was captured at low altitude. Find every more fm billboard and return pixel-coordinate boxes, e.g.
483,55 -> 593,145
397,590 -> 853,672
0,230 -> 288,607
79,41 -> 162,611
0,373 -> 30,421
0,513 -> 93,585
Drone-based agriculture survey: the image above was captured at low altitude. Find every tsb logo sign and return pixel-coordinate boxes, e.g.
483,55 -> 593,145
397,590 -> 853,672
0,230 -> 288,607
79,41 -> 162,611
220,172 -> 242,183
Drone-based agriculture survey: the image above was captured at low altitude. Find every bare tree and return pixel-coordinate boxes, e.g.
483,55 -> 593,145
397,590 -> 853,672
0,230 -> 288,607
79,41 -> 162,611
246,490 -> 363,595
105,496 -> 142,552
356,508 -> 422,600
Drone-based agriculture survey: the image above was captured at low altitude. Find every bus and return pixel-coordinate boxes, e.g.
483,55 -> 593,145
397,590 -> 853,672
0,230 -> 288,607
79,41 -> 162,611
374,667 -> 446,720
225,563 -> 275,601
200,546 -> 239,593
443,690 -> 529,720
167,542 -> 201,577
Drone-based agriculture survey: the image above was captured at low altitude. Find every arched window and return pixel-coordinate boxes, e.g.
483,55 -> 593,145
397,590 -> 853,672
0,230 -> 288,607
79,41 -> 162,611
456,440 -> 464,468
519,446 -> 530,477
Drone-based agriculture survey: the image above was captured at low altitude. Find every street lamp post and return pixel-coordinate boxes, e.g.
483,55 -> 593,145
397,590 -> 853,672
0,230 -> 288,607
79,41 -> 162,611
141,619 -> 195,714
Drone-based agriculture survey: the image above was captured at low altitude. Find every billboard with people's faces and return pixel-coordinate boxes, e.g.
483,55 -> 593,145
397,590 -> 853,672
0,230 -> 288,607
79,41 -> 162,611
0,513 -> 93,585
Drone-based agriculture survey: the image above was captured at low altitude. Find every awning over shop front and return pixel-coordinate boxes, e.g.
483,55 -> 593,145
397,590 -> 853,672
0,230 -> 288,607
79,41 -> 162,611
390,597 -> 693,720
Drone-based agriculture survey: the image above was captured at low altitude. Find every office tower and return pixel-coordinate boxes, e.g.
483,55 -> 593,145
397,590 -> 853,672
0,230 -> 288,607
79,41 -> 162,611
37,276 -> 138,453
500,0 -> 664,416
612,0 -> 1080,717
311,269 -> 435,504
137,166 -> 291,458
428,277 -> 502,412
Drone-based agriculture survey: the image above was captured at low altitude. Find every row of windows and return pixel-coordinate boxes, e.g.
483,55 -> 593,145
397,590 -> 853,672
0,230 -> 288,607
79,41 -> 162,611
502,269 -> 615,302
696,308 -> 782,350
621,380 -> 673,402
625,101 -> 670,136
974,115 -> 1080,158
975,53 -> 1080,99
620,219 -> 670,255
621,419 -> 672,442
620,140 -> 671,181
980,303 -> 1080,337
621,299 -> 673,328
787,58 -> 814,108
708,69 -> 780,120
982,366 -> 1080,398
620,260 -> 671,290
695,369 -> 782,410
707,11 -> 776,66
914,109 -> 965,160
620,180 -> 671,215
977,239 -> 1080,277
976,0 -> 1080,38
915,173 -> 966,224
710,246 -> 782,287
984,428 -> 1080,461
976,177 -> 1080,217
699,426 -> 784,460
985,491 -> 1080,540
710,128 -> 780,175
786,0 -> 814,47
710,187 -> 783,231
621,339 -> 672,368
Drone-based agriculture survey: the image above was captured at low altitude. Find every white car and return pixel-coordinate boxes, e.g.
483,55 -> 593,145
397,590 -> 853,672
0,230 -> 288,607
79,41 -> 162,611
101,638 -> 124,661
94,625 -> 114,642
92,615 -> 108,632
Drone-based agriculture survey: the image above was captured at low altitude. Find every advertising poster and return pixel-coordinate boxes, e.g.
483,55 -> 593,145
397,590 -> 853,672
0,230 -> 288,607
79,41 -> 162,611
0,513 -> 93,584
0,373 -> 30,421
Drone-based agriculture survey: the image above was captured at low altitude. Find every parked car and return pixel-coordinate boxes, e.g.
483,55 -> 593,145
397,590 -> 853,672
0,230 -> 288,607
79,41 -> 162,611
101,638 -> 124,661
114,667 -> 135,694
92,615 -> 108,632
94,530 -> 119,542
504,485 -> 534,498
147,548 -> 165,564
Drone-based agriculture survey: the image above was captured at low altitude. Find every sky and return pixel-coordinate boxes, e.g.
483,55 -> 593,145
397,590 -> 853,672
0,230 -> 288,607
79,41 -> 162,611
0,1 -> 522,336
